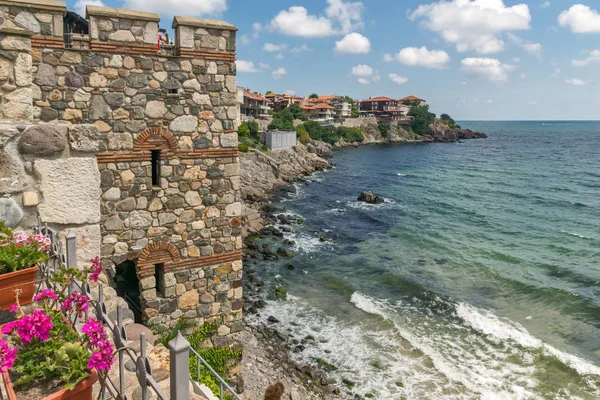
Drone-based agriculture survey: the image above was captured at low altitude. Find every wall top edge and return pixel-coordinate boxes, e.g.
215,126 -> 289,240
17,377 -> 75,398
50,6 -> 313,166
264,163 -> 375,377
172,16 -> 238,31
86,5 -> 160,22
0,0 -> 67,13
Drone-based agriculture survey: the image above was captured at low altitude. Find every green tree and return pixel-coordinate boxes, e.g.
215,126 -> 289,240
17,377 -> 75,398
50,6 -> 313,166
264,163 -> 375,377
409,105 -> 436,135
309,93 -> 319,99
440,113 -> 460,129
378,122 -> 390,138
237,122 -> 249,137
247,120 -> 259,137
302,121 -> 323,141
265,90 -> 273,95
288,103 -> 308,121
267,109 -> 295,131
321,126 -> 340,144
338,127 -> 364,143
296,124 -> 311,144
350,104 -> 360,118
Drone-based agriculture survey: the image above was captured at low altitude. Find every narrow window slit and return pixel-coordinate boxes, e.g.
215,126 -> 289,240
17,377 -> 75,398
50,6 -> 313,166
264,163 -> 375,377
154,263 -> 165,297
151,150 -> 160,186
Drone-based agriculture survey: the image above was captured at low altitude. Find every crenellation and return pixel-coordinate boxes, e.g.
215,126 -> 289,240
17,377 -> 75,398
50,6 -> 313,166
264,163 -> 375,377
0,0 -> 242,334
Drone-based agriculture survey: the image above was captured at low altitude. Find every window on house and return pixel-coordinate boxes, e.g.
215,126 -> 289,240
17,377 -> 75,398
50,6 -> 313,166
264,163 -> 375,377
151,150 -> 160,187
154,263 -> 165,297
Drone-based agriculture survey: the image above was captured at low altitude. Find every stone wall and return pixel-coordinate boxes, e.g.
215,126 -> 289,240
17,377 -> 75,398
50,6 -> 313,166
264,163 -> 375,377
0,1 -> 243,334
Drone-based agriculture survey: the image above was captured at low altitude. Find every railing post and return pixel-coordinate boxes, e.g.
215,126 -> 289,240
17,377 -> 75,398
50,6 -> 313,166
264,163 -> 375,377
66,232 -> 77,295
169,332 -> 190,400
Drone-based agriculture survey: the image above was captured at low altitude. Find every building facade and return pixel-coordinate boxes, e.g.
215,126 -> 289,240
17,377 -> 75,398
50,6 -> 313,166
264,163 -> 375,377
240,90 -> 271,120
0,0 -> 243,334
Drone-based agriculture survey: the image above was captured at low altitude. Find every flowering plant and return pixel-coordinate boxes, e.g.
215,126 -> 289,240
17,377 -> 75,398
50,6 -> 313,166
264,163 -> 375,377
0,222 -> 50,274
1,257 -> 113,391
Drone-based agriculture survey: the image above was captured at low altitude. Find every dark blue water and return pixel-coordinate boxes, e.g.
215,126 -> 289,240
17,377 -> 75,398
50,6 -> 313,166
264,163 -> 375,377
248,121 -> 600,399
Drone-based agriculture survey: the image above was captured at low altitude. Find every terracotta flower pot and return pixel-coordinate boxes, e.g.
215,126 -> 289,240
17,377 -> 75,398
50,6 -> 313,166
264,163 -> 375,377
0,266 -> 38,311
2,369 -> 98,400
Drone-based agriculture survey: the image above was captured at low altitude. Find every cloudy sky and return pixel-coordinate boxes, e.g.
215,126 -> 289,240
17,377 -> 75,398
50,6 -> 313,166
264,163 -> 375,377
70,0 -> 599,120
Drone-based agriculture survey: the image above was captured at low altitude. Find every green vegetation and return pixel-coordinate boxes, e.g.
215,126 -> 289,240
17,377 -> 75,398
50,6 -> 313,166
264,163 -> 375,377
246,120 -> 259,137
267,109 -> 295,131
237,122 -> 250,137
265,90 -> 273,95
440,113 -> 461,130
296,124 -> 311,144
238,143 -> 249,152
298,122 -> 364,145
309,93 -> 319,99
152,321 -> 241,400
408,104 -> 436,135
378,122 -> 390,138
288,103 -> 308,121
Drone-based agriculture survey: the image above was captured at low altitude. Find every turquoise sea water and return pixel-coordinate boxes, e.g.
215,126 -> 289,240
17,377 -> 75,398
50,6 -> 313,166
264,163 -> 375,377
247,121 -> 600,399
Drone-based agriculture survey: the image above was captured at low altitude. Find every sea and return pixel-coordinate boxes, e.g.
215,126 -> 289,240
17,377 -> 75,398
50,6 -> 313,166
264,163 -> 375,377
246,121 -> 600,400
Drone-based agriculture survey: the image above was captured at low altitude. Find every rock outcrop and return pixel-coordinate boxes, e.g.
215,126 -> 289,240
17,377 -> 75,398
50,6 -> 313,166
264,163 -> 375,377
424,120 -> 487,143
357,191 -> 385,204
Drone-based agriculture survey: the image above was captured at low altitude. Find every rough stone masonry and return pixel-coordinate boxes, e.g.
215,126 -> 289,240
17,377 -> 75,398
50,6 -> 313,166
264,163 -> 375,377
0,0 -> 243,334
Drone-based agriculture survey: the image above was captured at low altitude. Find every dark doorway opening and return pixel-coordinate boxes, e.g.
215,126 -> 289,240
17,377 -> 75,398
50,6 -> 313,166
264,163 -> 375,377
114,260 -> 142,323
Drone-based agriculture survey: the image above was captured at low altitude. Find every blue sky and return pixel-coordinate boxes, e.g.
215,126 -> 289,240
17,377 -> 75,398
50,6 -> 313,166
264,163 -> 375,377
70,0 -> 599,120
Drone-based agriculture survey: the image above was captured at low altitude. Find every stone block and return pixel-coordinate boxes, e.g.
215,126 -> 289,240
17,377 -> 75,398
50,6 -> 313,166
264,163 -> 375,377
15,12 -> 40,34
34,64 -> 57,87
35,158 -> 101,224
18,125 -> 66,156
68,125 -> 105,152
220,133 -> 238,148
15,53 -> 32,87
58,224 -> 101,268
22,192 -> 39,207
0,198 -> 23,227
170,115 -> 198,133
178,290 -> 199,309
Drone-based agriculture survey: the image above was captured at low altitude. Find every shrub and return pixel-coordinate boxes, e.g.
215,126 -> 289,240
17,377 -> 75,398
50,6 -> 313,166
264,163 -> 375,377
302,121 -> 323,141
296,125 -> 311,144
237,122 -> 249,137
288,103 -> 308,121
247,121 -> 259,137
338,127 -> 364,143
409,105 -> 436,135
0,223 -> 50,274
238,143 -> 249,153
321,126 -> 340,145
378,122 -> 390,138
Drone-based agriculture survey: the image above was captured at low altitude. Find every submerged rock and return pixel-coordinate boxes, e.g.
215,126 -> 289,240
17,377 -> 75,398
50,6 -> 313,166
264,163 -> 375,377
357,191 -> 385,204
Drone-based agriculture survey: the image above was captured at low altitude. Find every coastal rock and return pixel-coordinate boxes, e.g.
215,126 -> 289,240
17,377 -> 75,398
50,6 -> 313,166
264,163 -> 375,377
357,191 -> 384,204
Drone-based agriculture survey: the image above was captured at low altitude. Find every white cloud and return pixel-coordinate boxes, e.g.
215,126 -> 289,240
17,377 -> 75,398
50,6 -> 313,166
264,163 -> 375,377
551,67 -> 561,78
572,49 -> 600,67
528,100 -> 538,105
290,44 -> 311,54
558,4 -> 600,33
75,0 -> 104,15
335,32 -> 371,54
124,0 -> 226,17
485,99 -> 493,103
513,57 -> 521,63
565,78 -> 590,86
272,67 -> 287,80
410,0 -> 531,54
541,1 -> 551,9
460,58 -> 515,82
285,90 -> 296,95
383,53 -> 394,62
520,72 -> 527,79
351,64 -> 374,77
269,0 -> 363,37
253,23 -> 263,31
275,53 -> 284,60
263,43 -> 288,52
236,60 -> 259,73
389,73 -> 408,85
240,35 -> 251,45
351,64 -> 379,84
396,46 -> 450,69
259,62 -> 270,70
507,34 -> 542,57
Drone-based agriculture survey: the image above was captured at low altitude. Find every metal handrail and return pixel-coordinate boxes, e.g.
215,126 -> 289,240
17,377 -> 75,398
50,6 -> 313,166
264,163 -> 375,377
189,346 -> 243,400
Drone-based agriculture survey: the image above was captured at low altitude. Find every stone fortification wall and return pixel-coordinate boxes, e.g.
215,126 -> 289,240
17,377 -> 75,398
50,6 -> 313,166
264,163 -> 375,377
340,116 -> 378,129
0,0 -> 243,334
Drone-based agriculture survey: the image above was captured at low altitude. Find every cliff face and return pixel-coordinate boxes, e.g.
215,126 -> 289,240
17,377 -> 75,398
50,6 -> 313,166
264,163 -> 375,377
424,120 -> 488,142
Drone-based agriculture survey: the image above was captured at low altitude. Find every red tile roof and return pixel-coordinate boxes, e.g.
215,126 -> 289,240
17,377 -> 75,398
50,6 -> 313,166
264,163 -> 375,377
361,96 -> 396,103
244,90 -> 268,102
399,95 -> 425,102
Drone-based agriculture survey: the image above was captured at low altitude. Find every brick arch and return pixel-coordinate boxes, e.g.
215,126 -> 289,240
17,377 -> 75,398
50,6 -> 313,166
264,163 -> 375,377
137,242 -> 181,277
133,127 -> 177,151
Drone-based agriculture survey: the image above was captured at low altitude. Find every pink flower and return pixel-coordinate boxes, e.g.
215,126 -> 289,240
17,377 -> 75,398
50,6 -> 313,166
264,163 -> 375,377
34,289 -> 58,302
82,318 -> 113,371
8,303 -> 18,313
0,339 -> 17,373
3,310 -> 53,344
89,257 -> 103,283
62,292 -> 89,318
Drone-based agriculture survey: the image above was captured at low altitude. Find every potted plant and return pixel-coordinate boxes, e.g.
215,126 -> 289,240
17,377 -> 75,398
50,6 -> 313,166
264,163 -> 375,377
0,257 -> 112,400
0,222 -> 51,310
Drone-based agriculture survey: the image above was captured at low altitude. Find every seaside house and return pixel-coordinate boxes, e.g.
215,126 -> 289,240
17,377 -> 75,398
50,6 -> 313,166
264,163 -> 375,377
360,96 -> 410,122
273,94 -> 304,111
400,95 -> 427,106
301,102 -> 336,123
241,89 -> 271,120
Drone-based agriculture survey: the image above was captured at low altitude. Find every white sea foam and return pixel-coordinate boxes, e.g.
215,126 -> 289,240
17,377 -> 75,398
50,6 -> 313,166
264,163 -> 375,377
397,173 -> 408,177
347,198 -> 398,210
561,230 -> 594,240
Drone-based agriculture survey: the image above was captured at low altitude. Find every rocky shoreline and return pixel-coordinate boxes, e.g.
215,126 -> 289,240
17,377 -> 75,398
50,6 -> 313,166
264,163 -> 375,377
236,124 -> 487,399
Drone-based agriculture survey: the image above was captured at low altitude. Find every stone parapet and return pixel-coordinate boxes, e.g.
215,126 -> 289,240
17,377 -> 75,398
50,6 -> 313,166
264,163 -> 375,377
0,28 -> 33,121
0,0 -> 65,41
172,16 -> 237,60
87,5 -> 159,51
